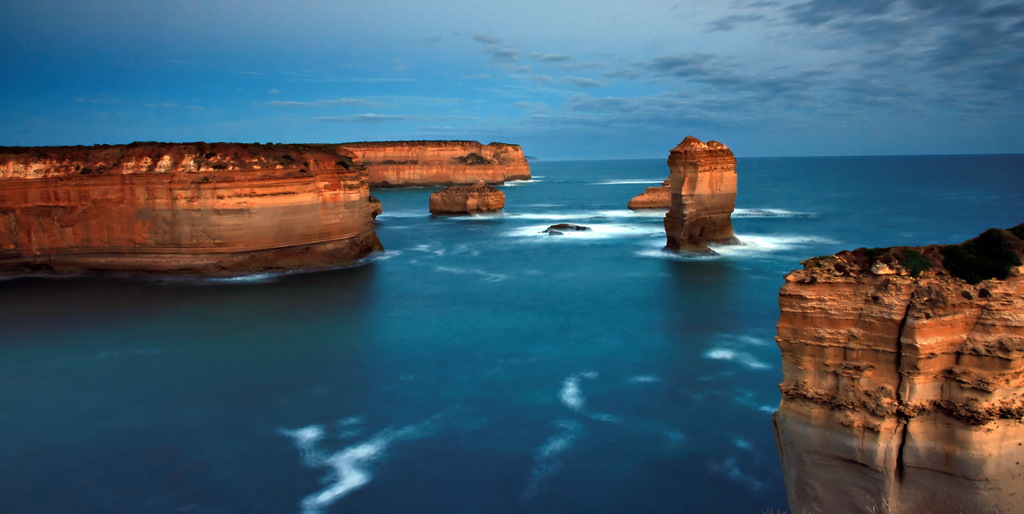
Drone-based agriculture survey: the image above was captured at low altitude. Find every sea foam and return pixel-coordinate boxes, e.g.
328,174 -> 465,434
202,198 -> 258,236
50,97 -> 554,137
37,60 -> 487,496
521,419 -> 583,500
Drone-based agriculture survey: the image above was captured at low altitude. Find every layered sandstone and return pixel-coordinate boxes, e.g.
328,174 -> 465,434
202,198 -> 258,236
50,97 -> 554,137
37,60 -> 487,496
627,179 -> 670,210
428,180 -> 504,215
662,136 -> 739,252
774,233 -> 1024,514
0,142 -> 382,275
341,140 -> 531,188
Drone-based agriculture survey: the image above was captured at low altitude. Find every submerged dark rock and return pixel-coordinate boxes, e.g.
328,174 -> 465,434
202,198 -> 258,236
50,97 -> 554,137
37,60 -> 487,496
543,223 -> 590,233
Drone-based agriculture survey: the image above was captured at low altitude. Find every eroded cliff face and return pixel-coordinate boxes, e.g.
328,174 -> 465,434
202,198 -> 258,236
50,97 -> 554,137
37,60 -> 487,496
627,179 -> 670,210
0,143 -> 382,275
428,180 -> 505,215
662,136 -> 739,252
774,236 -> 1024,514
341,140 -> 531,188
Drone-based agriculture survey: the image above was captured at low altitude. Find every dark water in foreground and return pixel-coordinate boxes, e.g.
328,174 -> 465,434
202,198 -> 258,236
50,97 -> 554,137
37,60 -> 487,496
1,155 -> 1021,513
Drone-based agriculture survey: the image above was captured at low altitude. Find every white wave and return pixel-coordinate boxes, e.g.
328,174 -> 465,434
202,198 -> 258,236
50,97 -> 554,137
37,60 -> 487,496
558,372 -> 598,412
499,178 -> 539,187
280,414 -> 444,514
712,234 -> 836,257
588,179 -> 665,185
734,438 -> 754,451
758,405 -> 777,414
637,234 -> 836,261
522,419 -> 582,500
733,208 -> 813,218
713,333 -> 771,346
703,348 -> 771,370
707,457 -> 765,491
635,248 -> 719,261
375,211 -> 427,219
434,266 -> 507,283
627,375 -> 662,383
205,273 -> 279,284
504,209 -> 665,221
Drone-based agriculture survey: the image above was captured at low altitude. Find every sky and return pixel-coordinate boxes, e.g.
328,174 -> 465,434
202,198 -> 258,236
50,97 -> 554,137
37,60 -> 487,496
1,0 -> 1022,159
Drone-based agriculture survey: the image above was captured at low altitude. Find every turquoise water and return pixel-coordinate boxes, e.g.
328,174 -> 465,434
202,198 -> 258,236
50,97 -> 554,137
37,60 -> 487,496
1,155 -> 1021,513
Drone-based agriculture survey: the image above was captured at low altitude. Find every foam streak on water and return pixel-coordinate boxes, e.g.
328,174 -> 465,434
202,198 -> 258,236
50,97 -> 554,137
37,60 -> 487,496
280,414 -> 443,514
522,419 -> 583,500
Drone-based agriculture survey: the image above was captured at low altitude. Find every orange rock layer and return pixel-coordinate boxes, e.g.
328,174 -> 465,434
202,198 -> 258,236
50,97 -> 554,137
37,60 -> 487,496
341,140 -> 531,188
626,179 -> 670,210
662,136 -> 739,252
774,241 -> 1024,513
428,181 -> 505,215
0,143 -> 382,275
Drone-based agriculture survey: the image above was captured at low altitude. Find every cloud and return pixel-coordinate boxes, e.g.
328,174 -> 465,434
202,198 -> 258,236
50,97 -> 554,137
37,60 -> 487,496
317,114 -> 418,123
161,102 -> 178,108
75,97 -> 121,104
559,76 -> 606,88
472,34 -> 502,45
263,98 -> 377,107
424,36 -> 443,45
530,53 -> 573,63
269,89 -> 280,94
530,75 -> 554,84
186,105 -> 204,110
488,47 -> 521,63
512,101 -> 551,114
462,74 -> 492,80
705,14 -> 765,32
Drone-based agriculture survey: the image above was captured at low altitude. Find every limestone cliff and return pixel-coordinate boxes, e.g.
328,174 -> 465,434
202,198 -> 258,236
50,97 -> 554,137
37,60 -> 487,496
627,179 -> 670,210
428,180 -> 505,215
341,140 -> 531,188
662,136 -> 739,252
0,142 -> 382,275
774,228 -> 1024,514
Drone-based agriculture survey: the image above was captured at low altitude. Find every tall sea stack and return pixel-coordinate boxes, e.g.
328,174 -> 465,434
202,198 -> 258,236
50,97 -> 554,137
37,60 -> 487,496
663,136 -> 739,252
0,143 -> 382,275
773,228 -> 1024,513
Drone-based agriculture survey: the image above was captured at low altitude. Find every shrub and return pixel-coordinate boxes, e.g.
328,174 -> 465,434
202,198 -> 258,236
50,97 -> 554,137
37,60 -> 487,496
899,249 -> 931,277
941,228 -> 1022,284
1009,222 -> 1024,240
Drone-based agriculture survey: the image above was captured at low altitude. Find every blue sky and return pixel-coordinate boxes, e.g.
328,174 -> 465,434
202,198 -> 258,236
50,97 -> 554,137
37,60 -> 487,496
2,0 -> 1022,158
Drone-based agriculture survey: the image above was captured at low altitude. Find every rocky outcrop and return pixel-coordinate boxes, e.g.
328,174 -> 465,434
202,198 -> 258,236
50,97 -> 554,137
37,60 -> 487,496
341,140 -> 531,188
369,195 -> 382,219
627,179 -> 670,210
662,136 -> 739,252
428,180 -> 505,215
774,229 -> 1024,514
0,142 -> 382,275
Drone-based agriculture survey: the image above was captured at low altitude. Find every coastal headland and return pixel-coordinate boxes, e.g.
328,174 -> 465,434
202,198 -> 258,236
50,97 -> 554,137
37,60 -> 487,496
342,140 -> 531,188
0,142 -> 381,275
774,227 -> 1024,513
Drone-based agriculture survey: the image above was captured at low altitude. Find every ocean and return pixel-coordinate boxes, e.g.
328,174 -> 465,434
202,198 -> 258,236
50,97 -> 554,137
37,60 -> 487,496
1,155 -> 1021,513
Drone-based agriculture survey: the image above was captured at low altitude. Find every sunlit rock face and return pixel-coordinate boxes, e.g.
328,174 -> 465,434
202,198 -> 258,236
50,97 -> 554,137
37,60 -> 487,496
662,136 -> 739,252
0,143 -> 382,275
428,180 -> 505,215
774,241 -> 1024,514
627,179 -> 670,210
341,140 -> 531,188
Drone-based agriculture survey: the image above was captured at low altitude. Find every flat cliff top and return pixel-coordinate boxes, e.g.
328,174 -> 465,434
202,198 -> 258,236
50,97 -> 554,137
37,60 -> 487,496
432,181 -> 502,194
794,224 -> 1024,285
0,142 -> 362,180
340,140 -> 521,150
